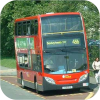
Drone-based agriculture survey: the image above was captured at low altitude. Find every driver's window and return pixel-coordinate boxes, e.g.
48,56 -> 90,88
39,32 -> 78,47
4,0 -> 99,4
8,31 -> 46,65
32,54 -> 42,72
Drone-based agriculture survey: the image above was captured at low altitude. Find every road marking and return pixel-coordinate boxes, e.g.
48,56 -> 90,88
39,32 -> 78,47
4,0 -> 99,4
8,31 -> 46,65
70,93 -> 83,96
85,92 -> 94,100
55,95 -> 68,97
54,92 -> 83,97
0,78 -> 46,99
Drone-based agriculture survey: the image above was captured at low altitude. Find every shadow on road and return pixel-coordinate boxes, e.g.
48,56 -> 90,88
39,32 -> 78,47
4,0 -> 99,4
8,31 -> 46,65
21,86 -> 94,97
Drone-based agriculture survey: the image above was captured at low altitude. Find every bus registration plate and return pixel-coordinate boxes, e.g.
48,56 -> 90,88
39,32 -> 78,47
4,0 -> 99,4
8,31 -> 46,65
62,86 -> 73,89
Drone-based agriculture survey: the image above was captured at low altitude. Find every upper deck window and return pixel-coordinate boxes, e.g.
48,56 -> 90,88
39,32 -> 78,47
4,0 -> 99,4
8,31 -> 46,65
15,20 -> 38,36
41,15 -> 83,35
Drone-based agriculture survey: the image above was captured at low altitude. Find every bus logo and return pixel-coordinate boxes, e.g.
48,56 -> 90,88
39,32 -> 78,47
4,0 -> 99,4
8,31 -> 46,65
62,75 -> 71,78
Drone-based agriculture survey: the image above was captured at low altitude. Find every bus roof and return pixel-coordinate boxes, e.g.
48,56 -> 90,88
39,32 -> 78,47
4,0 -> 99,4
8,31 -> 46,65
15,12 -> 81,23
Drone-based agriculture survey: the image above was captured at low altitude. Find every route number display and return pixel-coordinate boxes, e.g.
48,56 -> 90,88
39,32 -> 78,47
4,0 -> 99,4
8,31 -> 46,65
46,38 -> 81,48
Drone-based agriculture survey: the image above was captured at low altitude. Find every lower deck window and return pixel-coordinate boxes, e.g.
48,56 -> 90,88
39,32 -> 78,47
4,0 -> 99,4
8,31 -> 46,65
17,53 -> 30,68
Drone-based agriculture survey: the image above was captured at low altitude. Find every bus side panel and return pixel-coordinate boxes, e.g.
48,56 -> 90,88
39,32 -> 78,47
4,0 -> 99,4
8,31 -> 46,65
82,16 -> 90,71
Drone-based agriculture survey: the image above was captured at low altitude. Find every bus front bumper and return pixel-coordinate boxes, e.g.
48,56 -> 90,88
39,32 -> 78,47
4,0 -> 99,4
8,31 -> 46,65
42,76 -> 89,91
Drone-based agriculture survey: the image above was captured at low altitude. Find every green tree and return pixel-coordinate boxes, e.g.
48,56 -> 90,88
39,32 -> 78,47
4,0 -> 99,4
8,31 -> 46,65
76,1 -> 99,39
1,1 -> 15,56
1,0 -> 99,57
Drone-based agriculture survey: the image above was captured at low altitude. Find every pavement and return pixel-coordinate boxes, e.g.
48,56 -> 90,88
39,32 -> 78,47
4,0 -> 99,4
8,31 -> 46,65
0,66 -> 17,76
0,66 -> 100,93
89,77 -> 99,93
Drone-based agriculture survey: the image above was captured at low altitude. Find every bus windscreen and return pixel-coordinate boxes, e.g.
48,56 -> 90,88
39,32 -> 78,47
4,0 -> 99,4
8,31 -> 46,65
41,15 -> 83,35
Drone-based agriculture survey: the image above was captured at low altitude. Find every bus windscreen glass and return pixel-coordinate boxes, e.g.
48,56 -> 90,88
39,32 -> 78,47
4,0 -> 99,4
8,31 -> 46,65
43,51 -> 87,74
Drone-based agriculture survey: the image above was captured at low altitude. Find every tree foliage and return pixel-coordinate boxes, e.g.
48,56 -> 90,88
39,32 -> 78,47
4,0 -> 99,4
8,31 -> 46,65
1,0 -> 99,57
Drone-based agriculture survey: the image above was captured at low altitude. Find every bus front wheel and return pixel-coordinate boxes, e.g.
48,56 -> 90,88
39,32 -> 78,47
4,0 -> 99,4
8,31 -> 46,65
21,76 -> 25,89
35,81 -> 39,93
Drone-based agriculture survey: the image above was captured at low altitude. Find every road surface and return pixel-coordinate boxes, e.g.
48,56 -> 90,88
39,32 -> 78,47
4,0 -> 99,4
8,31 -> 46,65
0,76 -> 99,100
0,66 -> 99,100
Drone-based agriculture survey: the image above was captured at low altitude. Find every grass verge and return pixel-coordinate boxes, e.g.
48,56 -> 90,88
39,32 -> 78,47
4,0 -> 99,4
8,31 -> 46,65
89,71 -> 94,77
1,57 -> 16,69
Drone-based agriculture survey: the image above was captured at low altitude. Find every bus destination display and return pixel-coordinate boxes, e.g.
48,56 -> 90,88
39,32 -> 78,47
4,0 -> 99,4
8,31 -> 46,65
46,38 -> 81,48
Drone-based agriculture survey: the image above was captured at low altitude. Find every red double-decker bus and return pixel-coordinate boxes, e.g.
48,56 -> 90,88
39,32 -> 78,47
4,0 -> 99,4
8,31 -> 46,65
14,12 -> 89,93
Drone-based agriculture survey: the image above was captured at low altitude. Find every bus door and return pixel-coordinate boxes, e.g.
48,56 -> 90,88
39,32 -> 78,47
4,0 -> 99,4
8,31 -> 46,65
21,52 -> 33,83
32,54 -> 43,85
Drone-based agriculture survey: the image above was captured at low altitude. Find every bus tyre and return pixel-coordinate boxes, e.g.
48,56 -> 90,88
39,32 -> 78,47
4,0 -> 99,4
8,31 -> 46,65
21,78 -> 25,89
35,82 -> 39,94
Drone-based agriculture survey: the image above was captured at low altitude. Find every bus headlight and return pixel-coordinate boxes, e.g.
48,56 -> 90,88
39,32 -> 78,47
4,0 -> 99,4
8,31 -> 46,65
45,77 -> 55,84
79,73 -> 88,82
